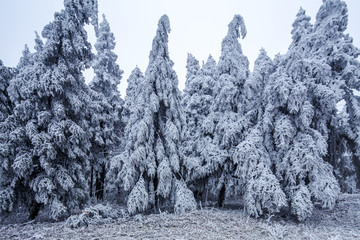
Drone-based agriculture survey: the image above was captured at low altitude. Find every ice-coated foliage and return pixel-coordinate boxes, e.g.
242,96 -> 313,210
127,176 -> 149,215
107,66 -> 152,210
181,53 -> 201,116
290,185 -> 313,221
0,43 -> 42,219
259,5 -> 342,220
209,14 -> 250,205
174,179 -> 197,214
185,53 -> 200,86
0,48 -> 33,217
109,15 -> 195,214
64,0 -> 98,32
305,0 -> 360,191
122,66 -> 145,126
141,14 -> 190,208
66,204 -> 124,228
181,55 -> 223,202
0,0 -> 98,220
88,14 -> 123,200
2,0 -> 360,224
0,60 -> 15,122
229,48 -> 284,217
233,127 -> 286,217
90,15 -> 123,107
16,45 -> 33,70
243,48 -> 275,126
217,14 -> 248,84
289,8 -> 313,50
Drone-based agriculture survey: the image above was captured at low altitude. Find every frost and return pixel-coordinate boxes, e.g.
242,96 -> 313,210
174,180 -> 197,214
127,176 -> 149,215
1,0 -> 360,225
291,185 -> 313,221
66,204 -> 124,228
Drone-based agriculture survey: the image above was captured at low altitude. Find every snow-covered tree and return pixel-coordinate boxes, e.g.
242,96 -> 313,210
0,41 -> 41,220
0,60 -> 15,122
0,60 -> 17,219
289,7 -> 313,50
210,14 -> 250,206
233,127 -> 286,217
107,66 -> 146,205
109,15 -> 195,214
243,48 -> 275,127
0,0 -> 98,220
88,14 -> 123,200
121,66 -> 145,126
259,7 -> 340,220
307,0 -> 360,192
143,14 -> 194,211
181,55 -> 223,202
229,48 -> 287,217
181,53 -> 200,111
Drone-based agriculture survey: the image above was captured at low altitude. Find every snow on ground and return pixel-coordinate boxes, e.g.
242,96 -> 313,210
1,194 -> 359,240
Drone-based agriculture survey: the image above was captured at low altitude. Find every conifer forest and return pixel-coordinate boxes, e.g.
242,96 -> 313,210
1,0 -> 360,239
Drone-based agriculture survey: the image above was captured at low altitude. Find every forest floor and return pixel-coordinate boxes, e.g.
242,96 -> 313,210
0,193 -> 359,240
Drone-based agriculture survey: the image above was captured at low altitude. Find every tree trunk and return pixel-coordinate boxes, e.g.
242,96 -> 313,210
29,202 -> 42,220
95,163 -> 106,200
90,165 -> 94,198
218,184 -> 226,208
153,173 -> 159,212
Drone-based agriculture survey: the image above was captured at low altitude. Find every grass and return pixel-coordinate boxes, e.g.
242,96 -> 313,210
0,193 -> 359,239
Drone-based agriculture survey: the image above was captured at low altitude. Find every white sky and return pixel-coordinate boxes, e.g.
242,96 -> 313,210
0,0 -> 359,96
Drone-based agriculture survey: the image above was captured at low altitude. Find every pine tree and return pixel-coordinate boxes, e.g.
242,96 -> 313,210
0,60 -> 15,122
121,66 -> 144,125
243,48 -> 275,126
233,127 -> 286,217
260,7 -> 340,220
107,66 -> 146,204
308,0 -> 360,192
110,15 -> 195,214
0,60 -> 16,219
181,55 -> 222,203
88,14 -> 123,200
289,7 -> 313,50
181,53 -> 200,112
0,0 -> 98,220
144,14 -> 194,212
211,15 -> 250,207
0,43 -> 40,220
231,49 -> 286,218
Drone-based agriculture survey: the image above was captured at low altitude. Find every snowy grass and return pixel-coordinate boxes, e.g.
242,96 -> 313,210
0,194 -> 359,240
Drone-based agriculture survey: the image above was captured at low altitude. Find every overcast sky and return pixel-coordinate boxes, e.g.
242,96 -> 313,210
0,0 -> 359,96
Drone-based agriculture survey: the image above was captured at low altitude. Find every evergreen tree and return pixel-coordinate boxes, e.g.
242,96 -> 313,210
16,45 -> 33,70
110,15 -> 195,214
181,53 -> 200,111
243,48 -> 275,126
0,60 -> 15,122
122,66 -> 145,126
231,49 -> 286,218
107,66 -> 145,204
143,14 -> 194,212
181,55 -> 222,202
0,60 -> 16,219
260,7 -> 340,220
308,0 -> 360,192
0,42 -> 40,220
0,0 -> 98,220
88,14 -> 123,200
210,15 -> 249,207
233,127 -> 286,217
289,7 -> 313,50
